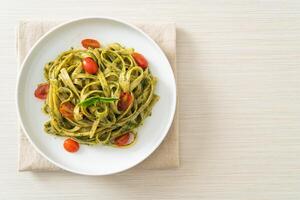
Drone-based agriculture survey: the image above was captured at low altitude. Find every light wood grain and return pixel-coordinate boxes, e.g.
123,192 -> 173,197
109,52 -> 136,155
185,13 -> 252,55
1,0 -> 300,199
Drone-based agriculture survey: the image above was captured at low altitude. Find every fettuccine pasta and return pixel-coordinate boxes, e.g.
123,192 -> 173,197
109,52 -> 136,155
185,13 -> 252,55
34,39 -> 159,151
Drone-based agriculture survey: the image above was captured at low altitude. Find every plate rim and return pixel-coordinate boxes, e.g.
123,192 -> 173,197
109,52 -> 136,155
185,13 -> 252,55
16,16 -> 177,175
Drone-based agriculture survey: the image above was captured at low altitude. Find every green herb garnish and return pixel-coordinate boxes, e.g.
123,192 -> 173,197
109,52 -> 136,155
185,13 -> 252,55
78,96 -> 119,107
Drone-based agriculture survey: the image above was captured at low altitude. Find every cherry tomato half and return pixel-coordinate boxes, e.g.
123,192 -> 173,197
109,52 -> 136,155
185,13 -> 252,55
34,83 -> 49,100
63,138 -> 79,153
81,39 -> 100,49
132,52 -> 148,69
115,132 -> 135,146
82,57 -> 98,74
117,92 -> 133,111
59,102 -> 75,120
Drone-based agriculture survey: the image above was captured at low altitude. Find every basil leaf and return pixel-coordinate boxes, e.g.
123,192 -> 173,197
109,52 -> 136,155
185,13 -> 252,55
78,96 -> 119,107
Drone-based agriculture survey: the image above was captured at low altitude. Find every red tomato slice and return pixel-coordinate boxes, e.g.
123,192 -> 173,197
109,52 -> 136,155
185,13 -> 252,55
59,102 -> 75,120
81,39 -> 100,49
82,57 -> 98,74
132,52 -> 148,69
115,132 -> 135,146
34,83 -> 49,100
117,92 -> 133,111
63,138 -> 79,153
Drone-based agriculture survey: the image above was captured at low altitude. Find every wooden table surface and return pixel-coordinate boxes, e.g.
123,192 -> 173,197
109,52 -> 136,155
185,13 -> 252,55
2,0 -> 300,199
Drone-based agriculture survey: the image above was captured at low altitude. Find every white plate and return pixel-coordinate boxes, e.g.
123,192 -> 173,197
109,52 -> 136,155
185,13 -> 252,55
16,17 -> 176,175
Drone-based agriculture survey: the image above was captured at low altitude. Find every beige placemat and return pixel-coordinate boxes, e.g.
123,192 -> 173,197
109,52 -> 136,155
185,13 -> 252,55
17,20 -> 179,171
